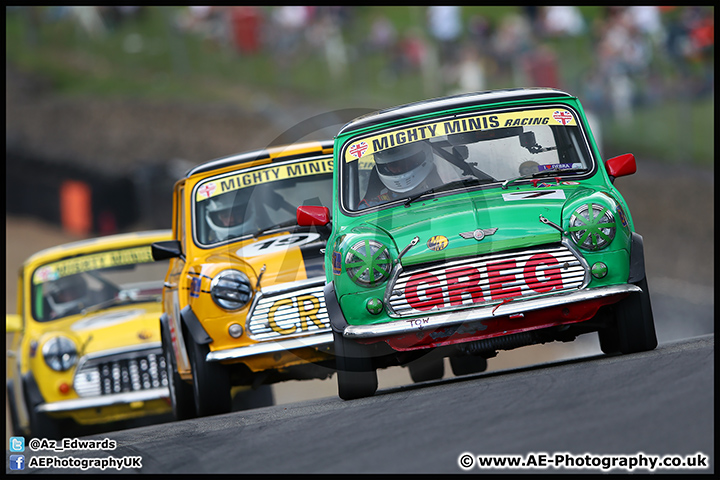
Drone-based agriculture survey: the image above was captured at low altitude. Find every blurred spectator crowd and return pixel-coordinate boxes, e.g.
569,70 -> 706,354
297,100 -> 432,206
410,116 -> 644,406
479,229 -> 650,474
20,6 -> 714,122
176,6 -> 713,120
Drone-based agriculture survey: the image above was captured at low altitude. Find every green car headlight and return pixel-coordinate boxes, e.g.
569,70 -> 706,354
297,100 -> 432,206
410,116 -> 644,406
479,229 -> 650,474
42,335 -> 78,372
568,203 -> 616,251
211,269 -> 252,310
345,240 -> 392,287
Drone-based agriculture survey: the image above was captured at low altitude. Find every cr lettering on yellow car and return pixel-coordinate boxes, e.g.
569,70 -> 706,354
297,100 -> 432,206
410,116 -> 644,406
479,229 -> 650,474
6,230 -> 174,439
152,140 -> 335,418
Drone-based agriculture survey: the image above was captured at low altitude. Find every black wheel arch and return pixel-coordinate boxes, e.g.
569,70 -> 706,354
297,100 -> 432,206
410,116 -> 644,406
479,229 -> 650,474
22,371 -> 45,410
628,232 -> 646,284
180,305 -> 213,345
324,281 -> 348,334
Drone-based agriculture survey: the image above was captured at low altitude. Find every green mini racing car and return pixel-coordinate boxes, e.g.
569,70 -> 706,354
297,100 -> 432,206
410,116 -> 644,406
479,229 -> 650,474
298,88 -> 657,400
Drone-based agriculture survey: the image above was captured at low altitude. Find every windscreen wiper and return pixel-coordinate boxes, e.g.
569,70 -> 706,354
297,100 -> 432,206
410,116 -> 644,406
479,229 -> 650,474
81,297 -> 126,315
255,219 -> 299,237
501,168 -> 586,190
404,178 -> 490,207
405,188 -> 434,207
81,294 -> 156,314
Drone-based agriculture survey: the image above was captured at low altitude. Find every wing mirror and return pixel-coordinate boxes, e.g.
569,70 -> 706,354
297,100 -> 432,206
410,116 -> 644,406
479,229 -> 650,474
605,153 -> 636,183
297,206 -> 330,227
6,314 -> 22,333
151,240 -> 183,261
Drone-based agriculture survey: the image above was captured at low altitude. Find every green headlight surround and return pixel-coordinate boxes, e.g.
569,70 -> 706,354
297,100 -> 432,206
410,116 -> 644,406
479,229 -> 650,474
344,239 -> 393,287
568,203 -> 616,251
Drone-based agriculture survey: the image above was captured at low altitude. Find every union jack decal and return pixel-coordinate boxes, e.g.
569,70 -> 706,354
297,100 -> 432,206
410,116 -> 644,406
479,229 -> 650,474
552,110 -> 574,125
348,141 -> 368,159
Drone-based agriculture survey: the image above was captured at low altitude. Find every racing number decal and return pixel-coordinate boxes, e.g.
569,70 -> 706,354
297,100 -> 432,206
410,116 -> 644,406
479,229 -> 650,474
236,233 -> 321,258
267,294 -> 327,335
502,190 -> 567,201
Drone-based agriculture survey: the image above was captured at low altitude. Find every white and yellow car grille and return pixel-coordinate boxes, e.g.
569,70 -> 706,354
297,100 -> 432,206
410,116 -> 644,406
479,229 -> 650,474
246,278 -> 330,341
73,345 -> 168,397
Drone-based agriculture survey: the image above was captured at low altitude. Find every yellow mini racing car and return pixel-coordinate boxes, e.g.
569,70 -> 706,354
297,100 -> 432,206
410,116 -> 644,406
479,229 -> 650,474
6,230 -> 174,439
152,140 -> 335,418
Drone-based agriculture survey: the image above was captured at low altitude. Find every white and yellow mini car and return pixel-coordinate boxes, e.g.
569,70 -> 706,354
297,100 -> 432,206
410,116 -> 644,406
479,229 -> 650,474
6,230 -> 174,439
152,140 -> 335,418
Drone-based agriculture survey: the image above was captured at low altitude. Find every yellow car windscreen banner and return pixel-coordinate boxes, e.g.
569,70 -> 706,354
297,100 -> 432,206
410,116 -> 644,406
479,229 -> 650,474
33,246 -> 154,284
344,108 -> 577,163
195,157 -> 333,203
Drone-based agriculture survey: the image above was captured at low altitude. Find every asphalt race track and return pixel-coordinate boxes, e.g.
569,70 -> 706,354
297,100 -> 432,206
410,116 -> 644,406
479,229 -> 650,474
10,334 -> 713,474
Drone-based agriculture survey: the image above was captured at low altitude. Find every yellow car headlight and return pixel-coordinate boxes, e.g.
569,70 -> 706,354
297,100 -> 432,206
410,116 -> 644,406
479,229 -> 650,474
210,269 -> 252,310
42,335 -> 78,372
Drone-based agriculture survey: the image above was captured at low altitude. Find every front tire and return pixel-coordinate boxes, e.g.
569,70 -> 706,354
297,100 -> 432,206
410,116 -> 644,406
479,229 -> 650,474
333,330 -> 378,400
449,355 -> 488,376
161,324 -> 196,420
601,277 -> 657,355
232,385 -> 275,411
23,382 -> 63,439
7,383 -> 23,437
408,352 -> 444,383
187,336 -> 232,417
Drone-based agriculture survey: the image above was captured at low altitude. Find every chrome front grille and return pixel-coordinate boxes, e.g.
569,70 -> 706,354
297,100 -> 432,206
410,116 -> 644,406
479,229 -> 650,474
387,244 -> 587,317
74,346 -> 168,397
246,279 -> 330,341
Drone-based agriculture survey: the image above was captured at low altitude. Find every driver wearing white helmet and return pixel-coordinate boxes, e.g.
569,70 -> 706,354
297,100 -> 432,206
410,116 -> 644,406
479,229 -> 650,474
359,141 -> 441,209
44,274 -> 90,319
205,193 -> 255,242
